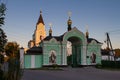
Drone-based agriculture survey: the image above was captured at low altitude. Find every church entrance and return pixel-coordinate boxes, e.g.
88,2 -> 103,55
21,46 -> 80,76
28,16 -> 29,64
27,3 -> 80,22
67,37 -> 82,67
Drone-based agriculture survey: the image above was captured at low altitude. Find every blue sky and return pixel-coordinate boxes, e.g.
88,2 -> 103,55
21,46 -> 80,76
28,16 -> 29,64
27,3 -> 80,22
2,0 -> 120,49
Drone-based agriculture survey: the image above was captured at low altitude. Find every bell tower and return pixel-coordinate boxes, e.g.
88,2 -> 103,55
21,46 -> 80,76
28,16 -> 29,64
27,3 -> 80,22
34,11 -> 46,46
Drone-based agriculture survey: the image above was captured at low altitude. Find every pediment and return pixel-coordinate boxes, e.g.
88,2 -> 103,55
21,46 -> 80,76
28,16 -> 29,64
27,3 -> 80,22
63,27 -> 87,45
49,38 -> 57,43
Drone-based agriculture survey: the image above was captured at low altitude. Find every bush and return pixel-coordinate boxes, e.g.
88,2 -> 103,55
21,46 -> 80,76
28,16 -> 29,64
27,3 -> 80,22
95,63 -> 102,68
52,64 -> 59,69
0,65 -> 3,80
102,60 -> 120,68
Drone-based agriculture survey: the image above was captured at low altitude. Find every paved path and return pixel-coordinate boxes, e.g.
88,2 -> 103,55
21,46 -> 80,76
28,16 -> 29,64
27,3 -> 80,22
21,67 -> 120,80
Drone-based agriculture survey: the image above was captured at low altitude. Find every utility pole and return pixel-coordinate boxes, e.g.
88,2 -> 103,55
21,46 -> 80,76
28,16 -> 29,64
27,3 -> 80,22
106,32 -> 115,61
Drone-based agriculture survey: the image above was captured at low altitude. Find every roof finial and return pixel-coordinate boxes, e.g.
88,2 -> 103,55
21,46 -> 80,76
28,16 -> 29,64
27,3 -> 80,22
40,10 -> 42,14
68,11 -> 72,19
85,24 -> 89,39
49,23 -> 52,28
49,23 -> 52,36
67,11 -> 72,31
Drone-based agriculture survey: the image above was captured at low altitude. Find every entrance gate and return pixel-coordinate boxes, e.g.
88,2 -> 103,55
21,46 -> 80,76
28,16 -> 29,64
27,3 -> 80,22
67,37 -> 81,67
63,28 -> 87,66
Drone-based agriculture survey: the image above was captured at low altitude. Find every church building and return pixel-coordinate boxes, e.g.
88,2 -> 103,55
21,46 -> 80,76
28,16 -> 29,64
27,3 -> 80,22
28,11 -> 46,48
24,11 -> 102,68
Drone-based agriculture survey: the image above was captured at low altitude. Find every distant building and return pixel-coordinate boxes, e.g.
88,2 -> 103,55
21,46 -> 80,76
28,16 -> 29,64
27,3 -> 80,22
101,49 -> 115,61
24,11 -> 102,69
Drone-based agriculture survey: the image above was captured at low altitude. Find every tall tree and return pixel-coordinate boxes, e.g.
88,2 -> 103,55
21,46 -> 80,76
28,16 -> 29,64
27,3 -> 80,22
0,3 -> 7,64
0,28 -> 7,52
0,3 -> 6,26
0,3 -> 7,80
0,3 -> 7,52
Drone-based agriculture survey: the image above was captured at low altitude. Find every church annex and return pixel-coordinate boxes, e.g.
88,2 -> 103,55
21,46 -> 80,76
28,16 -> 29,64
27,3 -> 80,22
24,11 -> 102,68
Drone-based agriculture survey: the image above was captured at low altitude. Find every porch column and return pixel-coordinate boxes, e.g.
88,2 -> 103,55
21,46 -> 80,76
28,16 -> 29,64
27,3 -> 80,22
81,45 -> 87,65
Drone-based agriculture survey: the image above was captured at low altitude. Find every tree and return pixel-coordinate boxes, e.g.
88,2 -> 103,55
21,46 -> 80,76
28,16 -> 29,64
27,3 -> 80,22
0,3 -> 6,26
0,3 -> 7,80
0,3 -> 7,51
0,3 -> 7,66
5,42 -> 19,56
114,49 -> 120,57
4,42 -> 20,80
0,28 -> 7,52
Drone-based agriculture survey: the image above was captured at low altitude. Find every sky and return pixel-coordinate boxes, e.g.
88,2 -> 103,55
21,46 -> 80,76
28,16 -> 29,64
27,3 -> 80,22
1,0 -> 120,49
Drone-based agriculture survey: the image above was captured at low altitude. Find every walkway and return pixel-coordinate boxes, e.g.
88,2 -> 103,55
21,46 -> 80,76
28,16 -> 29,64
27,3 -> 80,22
21,67 -> 120,80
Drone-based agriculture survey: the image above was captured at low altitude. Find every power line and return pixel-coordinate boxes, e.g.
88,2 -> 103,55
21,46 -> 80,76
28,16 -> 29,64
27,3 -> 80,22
108,29 -> 120,33
104,28 -> 120,49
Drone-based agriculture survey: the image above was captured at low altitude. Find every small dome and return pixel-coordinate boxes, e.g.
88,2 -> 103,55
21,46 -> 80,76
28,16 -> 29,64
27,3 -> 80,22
67,18 -> 72,25
86,31 -> 89,36
49,27 -> 52,33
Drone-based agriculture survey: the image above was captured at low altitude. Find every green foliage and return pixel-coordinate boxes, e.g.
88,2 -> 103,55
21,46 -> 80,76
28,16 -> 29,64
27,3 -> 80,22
5,42 -> 19,56
4,42 -> 22,80
114,48 -> 120,57
0,3 -> 8,80
0,28 -> 7,52
0,3 -> 7,52
95,63 -> 102,68
102,60 -> 120,69
0,3 -> 6,26
0,67 -> 3,80
0,54 -> 4,64
52,64 -> 59,69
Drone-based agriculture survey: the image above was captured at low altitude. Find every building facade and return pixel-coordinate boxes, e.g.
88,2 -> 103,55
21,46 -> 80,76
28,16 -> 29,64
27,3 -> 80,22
24,11 -> 102,68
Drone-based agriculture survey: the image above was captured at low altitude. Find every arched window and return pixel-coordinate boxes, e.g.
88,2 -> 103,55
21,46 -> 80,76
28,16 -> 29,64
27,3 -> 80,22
90,53 -> 96,63
49,50 -> 56,64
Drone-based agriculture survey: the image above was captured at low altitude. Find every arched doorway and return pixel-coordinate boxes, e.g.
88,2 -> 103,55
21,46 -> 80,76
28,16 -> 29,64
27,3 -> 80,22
63,28 -> 87,66
67,36 -> 82,67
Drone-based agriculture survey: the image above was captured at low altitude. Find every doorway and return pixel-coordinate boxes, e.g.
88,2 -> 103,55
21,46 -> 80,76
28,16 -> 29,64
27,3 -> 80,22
67,37 -> 82,67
